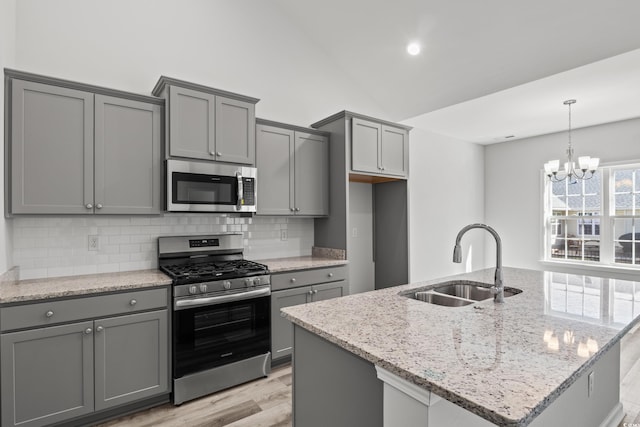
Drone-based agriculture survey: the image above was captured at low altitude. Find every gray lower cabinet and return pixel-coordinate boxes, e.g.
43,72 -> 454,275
256,119 -> 329,216
0,288 -> 169,427
270,265 -> 348,361
351,117 -> 408,178
153,77 -> 258,165
8,72 -> 163,215
0,321 -> 95,427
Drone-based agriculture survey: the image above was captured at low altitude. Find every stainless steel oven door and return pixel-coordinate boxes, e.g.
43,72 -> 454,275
172,292 -> 270,379
166,159 -> 257,213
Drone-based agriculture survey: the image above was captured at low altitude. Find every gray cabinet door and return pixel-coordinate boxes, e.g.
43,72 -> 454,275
312,280 -> 346,302
94,95 -> 162,214
215,96 -> 255,165
168,85 -> 216,161
271,286 -> 310,360
94,310 -> 169,411
380,125 -> 408,177
11,80 -> 94,214
1,321 -> 94,427
294,132 -> 329,216
256,124 -> 295,215
351,117 -> 381,174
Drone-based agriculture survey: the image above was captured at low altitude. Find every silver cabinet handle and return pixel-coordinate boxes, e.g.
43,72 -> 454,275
328,273 -> 334,278
313,290 -> 318,294
209,151 -> 216,156
130,299 -> 137,306
96,204 -> 103,209
216,152 -> 222,156
290,207 -> 295,212
86,203 -> 93,209
96,326 -> 104,332
290,278 -> 296,283
45,310 -> 54,318
84,328 -> 92,334
295,207 -> 300,212
308,290 -> 313,295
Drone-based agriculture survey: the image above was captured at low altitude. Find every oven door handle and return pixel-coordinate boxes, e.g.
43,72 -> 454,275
174,287 -> 271,310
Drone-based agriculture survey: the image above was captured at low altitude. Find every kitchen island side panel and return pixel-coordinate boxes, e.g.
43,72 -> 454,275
293,325 -> 382,427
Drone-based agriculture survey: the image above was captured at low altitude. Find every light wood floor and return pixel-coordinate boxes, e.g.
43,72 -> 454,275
97,331 -> 640,427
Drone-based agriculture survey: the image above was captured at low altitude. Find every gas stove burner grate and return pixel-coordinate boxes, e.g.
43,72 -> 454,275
161,259 -> 269,284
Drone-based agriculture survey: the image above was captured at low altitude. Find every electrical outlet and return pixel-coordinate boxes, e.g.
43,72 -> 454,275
280,229 -> 288,241
88,235 -> 99,251
588,371 -> 594,397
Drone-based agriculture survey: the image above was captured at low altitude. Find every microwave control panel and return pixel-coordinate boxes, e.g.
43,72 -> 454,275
242,178 -> 255,206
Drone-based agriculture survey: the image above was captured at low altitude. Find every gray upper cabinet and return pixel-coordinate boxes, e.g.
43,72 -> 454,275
168,86 -> 215,160
7,71 -> 163,215
94,95 -> 162,214
256,120 -> 329,216
153,76 -> 259,165
351,116 -> 408,178
10,79 -> 94,214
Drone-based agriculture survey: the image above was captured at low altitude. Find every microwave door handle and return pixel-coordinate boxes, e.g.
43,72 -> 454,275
236,172 -> 243,207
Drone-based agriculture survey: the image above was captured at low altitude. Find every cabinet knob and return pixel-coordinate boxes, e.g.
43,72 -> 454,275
295,207 -> 300,212
328,273 -> 334,278
290,278 -> 296,283
313,290 -> 318,294
45,310 -> 54,318
308,290 -> 313,295
209,151 -> 216,156
381,166 -> 385,171
85,203 -> 93,209
216,152 -> 222,156
130,299 -> 137,306
96,326 -> 104,332
96,203 -> 103,209
290,207 -> 295,211
84,328 -> 93,335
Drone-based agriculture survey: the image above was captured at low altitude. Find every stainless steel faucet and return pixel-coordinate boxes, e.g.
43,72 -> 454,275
452,223 -> 504,303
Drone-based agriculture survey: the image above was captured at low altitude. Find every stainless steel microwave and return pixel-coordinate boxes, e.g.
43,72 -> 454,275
166,159 -> 257,213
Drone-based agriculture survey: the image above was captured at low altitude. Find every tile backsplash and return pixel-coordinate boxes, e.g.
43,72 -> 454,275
12,214 -> 314,280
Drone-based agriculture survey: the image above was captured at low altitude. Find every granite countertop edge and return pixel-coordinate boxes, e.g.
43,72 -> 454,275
0,269 -> 172,304
258,256 -> 348,273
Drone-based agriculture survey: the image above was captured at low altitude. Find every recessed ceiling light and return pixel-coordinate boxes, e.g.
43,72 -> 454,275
407,42 -> 420,56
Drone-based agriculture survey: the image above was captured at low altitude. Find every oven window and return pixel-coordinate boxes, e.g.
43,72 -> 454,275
173,172 -> 236,205
173,296 -> 270,378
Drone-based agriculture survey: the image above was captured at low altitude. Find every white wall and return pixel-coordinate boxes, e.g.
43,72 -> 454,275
407,127 -> 486,282
348,182 -> 375,293
13,0 -> 387,125
0,0 -> 17,273
485,117 -> 640,270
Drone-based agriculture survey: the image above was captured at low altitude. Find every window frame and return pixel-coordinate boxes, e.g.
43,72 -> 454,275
542,161 -> 640,269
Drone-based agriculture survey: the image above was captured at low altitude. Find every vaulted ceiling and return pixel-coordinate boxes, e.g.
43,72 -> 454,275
274,0 -> 640,143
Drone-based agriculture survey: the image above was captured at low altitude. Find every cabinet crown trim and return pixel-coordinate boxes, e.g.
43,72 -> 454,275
4,68 -> 164,105
256,118 -> 330,137
310,110 -> 413,131
152,76 -> 260,104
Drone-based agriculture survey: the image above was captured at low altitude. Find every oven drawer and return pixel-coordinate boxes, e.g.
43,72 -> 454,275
1,287 -> 168,332
271,265 -> 347,291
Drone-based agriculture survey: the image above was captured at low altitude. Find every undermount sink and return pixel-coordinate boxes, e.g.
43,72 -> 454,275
402,280 -> 522,307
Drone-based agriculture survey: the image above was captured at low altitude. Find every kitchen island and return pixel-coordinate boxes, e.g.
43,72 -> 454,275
282,267 -> 639,427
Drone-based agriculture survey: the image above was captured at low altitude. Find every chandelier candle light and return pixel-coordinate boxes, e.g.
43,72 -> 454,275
544,99 -> 599,182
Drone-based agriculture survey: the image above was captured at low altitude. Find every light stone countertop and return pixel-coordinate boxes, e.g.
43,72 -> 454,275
258,256 -> 348,273
282,267 -> 640,427
0,269 -> 172,304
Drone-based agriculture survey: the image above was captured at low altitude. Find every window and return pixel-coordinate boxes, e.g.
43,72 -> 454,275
544,163 -> 640,267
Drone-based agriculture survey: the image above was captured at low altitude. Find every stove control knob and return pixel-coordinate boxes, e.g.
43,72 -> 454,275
253,277 -> 261,286
199,284 -> 207,293
189,285 -> 198,295
244,278 -> 254,287
222,280 -> 231,290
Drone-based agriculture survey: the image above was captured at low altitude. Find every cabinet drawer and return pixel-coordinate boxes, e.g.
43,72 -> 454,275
271,265 -> 347,291
1,287 -> 168,332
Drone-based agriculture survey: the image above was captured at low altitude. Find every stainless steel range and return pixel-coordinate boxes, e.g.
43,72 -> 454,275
158,234 -> 271,405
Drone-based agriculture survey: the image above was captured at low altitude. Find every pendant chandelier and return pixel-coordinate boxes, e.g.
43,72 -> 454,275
544,99 -> 599,182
